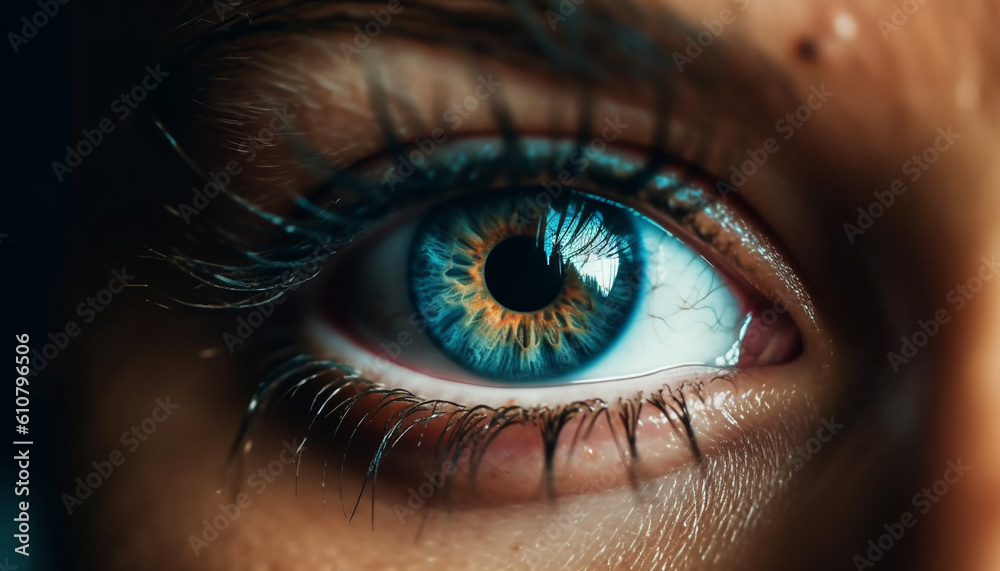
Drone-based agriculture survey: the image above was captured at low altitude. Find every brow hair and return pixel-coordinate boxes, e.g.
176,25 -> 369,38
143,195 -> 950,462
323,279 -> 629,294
159,0 -> 792,100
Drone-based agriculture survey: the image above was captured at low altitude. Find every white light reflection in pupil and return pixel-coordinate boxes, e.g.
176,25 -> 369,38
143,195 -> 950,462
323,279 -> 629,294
539,202 -> 621,297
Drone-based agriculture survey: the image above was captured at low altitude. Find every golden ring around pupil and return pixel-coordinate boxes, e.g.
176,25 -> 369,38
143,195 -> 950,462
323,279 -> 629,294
451,223 -> 594,355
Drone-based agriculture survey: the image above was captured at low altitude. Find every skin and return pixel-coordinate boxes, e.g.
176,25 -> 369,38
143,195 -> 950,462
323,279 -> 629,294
62,0 -> 1000,569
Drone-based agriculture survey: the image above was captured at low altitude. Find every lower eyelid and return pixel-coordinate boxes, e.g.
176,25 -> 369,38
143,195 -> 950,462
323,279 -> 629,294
256,354 -> 817,503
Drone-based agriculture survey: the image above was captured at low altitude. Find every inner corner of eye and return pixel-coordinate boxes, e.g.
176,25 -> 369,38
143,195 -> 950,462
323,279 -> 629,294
310,184 -> 802,392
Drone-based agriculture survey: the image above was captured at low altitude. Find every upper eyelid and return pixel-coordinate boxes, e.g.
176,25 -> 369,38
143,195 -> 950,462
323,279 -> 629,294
171,50 -> 798,201
152,77 -> 810,316
157,0 -> 801,136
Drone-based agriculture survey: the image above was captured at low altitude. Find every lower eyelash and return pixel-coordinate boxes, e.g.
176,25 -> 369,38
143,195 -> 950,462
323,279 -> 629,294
230,338 -> 732,522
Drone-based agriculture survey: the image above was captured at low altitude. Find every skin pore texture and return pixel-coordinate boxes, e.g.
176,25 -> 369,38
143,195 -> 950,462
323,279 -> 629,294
68,0 -> 1000,570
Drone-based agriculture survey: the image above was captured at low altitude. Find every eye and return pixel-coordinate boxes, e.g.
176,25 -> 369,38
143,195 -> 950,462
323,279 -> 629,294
409,188 -> 744,382
308,138 -> 802,394
161,33 -> 832,517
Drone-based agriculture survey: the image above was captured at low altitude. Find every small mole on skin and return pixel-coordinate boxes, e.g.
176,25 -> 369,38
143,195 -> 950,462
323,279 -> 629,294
796,38 -> 819,63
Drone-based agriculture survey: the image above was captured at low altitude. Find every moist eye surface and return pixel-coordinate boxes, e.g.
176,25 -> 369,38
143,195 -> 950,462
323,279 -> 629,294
409,190 -> 643,381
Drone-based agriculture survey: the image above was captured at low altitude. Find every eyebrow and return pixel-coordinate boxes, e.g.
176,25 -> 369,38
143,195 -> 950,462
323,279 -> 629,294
164,0 -> 796,108
156,0 -> 801,186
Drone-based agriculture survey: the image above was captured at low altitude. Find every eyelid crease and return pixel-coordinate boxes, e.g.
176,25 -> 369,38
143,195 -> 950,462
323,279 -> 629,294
155,0 -> 802,183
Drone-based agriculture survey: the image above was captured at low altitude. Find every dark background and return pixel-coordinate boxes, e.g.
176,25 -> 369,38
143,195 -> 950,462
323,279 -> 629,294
3,1 -> 176,568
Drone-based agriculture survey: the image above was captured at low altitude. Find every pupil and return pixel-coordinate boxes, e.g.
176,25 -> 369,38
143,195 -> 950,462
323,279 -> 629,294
484,236 -> 565,312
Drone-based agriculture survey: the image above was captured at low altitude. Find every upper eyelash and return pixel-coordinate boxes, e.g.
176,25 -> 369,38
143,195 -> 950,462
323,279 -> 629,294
229,337 -> 731,525
151,60 -> 696,309
148,0 -> 801,312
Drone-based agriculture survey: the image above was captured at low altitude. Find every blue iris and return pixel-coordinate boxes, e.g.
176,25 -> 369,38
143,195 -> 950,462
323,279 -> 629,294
408,190 -> 644,382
